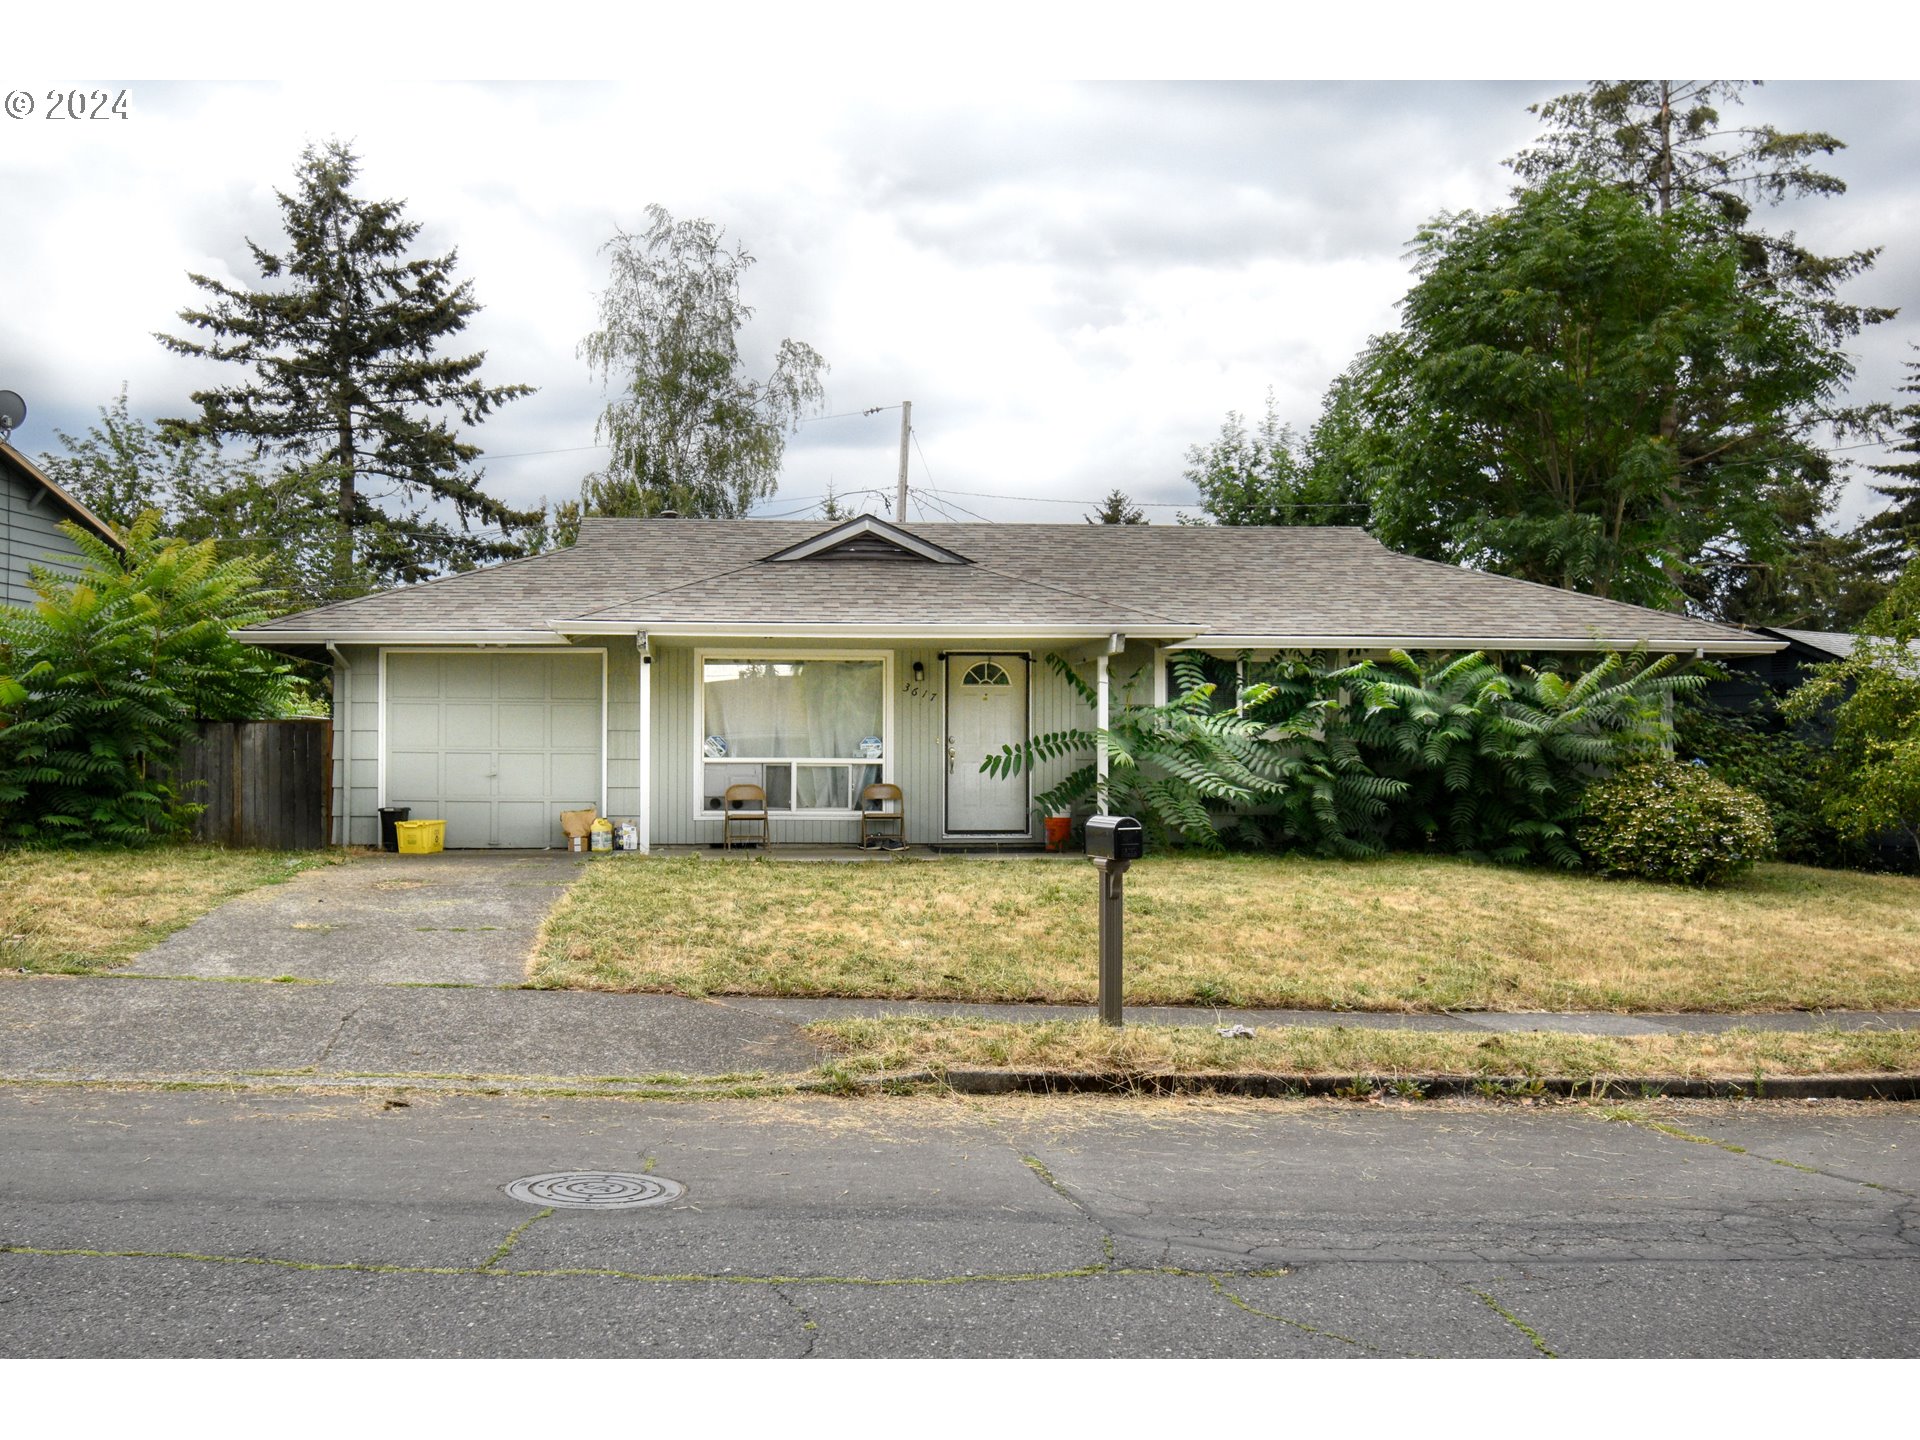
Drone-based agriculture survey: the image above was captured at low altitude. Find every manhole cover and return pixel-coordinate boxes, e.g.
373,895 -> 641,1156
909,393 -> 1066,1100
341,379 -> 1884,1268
503,1171 -> 685,1209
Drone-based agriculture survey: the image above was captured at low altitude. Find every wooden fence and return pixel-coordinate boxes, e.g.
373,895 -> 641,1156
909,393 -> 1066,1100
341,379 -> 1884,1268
176,719 -> 332,850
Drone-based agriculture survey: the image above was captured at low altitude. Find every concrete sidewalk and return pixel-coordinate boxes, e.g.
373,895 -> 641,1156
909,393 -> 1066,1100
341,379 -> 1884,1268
4,973 -> 1917,1087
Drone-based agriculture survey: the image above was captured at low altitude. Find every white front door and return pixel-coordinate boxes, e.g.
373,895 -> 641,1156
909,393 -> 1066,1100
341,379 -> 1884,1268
945,654 -> 1028,834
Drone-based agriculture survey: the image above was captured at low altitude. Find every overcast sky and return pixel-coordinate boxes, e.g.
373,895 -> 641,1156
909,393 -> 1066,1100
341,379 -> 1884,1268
4,74 -> 1916,531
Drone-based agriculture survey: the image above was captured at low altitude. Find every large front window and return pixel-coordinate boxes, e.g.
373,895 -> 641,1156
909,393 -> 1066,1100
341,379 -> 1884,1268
700,656 -> 886,814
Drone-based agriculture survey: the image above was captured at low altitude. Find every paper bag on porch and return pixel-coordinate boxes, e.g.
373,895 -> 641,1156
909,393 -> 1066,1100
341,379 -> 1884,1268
559,807 -> 597,839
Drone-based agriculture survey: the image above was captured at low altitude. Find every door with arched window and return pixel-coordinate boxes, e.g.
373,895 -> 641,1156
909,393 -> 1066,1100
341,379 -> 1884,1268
945,654 -> 1029,834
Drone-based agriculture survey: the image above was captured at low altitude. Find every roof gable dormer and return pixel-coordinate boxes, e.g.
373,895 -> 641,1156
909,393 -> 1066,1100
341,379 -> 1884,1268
761,514 -> 972,565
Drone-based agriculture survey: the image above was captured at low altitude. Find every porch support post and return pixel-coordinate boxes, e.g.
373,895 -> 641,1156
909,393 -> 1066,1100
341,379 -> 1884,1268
637,633 -> 652,854
1096,652 -> 1109,815
1097,632 -> 1123,816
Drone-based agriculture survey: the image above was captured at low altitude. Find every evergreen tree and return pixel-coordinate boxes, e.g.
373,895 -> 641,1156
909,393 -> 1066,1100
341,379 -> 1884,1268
156,141 -> 536,590
579,205 -> 827,519
1180,389 -> 1364,527
1085,489 -> 1145,524
1861,346 -> 1920,579
40,388 -> 353,611
1510,80 -> 1893,344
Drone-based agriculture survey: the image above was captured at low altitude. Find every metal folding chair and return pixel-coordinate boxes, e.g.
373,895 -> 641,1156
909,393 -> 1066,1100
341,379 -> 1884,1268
859,782 -> 905,849
723,782 -> 770,850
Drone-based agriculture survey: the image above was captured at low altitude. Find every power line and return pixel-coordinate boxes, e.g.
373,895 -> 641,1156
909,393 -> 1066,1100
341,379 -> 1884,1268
918,487 -> 996,523
796,404 -> 903,425
909,425 -> 998,524
481,442 -> 610,461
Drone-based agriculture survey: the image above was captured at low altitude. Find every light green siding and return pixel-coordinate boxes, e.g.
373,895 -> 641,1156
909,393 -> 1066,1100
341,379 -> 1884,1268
2,463 -> 90,607
332,637 -> 1157,849
330,645 -> 382,845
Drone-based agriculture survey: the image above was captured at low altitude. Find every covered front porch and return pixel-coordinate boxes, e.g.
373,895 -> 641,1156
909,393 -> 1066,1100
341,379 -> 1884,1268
601,628 -> 1169,855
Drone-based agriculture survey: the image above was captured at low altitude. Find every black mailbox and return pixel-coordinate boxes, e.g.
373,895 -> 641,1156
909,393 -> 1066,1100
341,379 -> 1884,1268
1084,815 -> 1145,861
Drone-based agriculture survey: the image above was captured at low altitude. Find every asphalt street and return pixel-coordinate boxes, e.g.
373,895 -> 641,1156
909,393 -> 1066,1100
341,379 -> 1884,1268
1,1087 -> 1915,1358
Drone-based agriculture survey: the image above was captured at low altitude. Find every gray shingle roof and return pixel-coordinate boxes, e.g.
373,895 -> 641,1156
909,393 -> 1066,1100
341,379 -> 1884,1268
1767,628 -> 1920,664
237,515 -> 1778,653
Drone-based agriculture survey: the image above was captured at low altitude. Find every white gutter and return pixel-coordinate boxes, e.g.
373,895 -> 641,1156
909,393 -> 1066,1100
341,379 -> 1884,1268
237,629 -> 562,645
1169,634 -> 1787,656
553,621 -> 1195,641
325,644 -> 351,849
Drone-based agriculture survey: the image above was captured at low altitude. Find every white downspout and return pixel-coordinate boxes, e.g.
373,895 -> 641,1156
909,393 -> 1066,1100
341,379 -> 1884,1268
637,632 -> 652,854
326,643 -> 351,848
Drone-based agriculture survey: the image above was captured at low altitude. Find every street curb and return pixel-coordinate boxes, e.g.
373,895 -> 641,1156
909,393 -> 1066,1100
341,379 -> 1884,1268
7,1068 -> 1919,1103
934,1069 -> 1920,1101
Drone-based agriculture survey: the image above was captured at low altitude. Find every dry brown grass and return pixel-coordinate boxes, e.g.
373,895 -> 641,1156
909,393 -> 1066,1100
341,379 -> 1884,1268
0,846 -> 348,974
531,852 -> 1920,1013
809,1016 -> 1920,1083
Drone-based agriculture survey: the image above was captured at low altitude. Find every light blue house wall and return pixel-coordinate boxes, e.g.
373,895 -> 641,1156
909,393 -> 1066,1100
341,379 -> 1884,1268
328,637 -> 1159,849
2,457 -> 92,607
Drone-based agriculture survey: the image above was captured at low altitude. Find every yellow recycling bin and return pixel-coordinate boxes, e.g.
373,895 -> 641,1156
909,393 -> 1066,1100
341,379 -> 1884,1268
393,819 -> 446,854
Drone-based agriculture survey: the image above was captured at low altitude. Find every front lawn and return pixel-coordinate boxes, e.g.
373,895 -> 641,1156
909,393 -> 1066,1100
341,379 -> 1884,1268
0,846 -> 348,974
531,853 -> 1920,1013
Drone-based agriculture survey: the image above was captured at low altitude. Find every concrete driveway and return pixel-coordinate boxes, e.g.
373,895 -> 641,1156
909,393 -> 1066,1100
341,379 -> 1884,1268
131,851 -> 586,986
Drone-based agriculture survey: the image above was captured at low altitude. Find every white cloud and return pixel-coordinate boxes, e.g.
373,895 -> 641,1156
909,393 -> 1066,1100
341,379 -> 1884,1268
2,77 -> 1913,537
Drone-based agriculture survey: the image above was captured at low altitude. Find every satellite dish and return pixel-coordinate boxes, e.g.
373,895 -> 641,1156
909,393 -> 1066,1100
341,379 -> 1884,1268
0,390 -> 25,440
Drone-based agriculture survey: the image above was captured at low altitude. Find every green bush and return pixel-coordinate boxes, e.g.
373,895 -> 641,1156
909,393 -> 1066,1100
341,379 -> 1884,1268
1783,555 -> 1920,871
986,648 -> 1692,863
0,513 -> 293,845
1578,760 -> 1774,886
1673,697 -> 1849,866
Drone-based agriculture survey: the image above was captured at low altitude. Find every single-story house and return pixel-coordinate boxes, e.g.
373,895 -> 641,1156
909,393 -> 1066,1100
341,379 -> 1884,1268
2,439 -> 124,606
1706,626 -> 1920,713
235,514 -> 1784,851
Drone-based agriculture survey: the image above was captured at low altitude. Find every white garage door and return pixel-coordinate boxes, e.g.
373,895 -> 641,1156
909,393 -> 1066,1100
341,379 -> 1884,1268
384,652 -> 603,849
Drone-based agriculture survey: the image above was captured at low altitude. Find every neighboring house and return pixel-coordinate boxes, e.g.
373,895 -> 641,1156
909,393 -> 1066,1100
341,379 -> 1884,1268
235,514 -> 1783,851
1705,627 -> 1920,713
1,440 -> 123,606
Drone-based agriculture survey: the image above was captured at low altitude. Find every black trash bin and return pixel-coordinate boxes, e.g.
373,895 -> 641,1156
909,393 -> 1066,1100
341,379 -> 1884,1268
378,806 -> 411,853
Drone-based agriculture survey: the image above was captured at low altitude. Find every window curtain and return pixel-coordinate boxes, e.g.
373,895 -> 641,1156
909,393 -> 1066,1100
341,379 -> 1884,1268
706,660 -> 882,760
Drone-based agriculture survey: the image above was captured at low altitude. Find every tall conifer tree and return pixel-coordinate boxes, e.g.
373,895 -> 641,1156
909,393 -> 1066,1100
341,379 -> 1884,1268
1510,80 -> 1893,343
157,141 -> 536,590
1862,348 -> 1920,580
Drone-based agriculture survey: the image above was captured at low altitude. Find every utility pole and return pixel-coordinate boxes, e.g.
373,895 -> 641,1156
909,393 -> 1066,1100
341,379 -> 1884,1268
895,400 -> 912,523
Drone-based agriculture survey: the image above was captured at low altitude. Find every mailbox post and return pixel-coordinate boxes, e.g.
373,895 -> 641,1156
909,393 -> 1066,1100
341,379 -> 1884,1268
1084,816 -> 1144,1026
